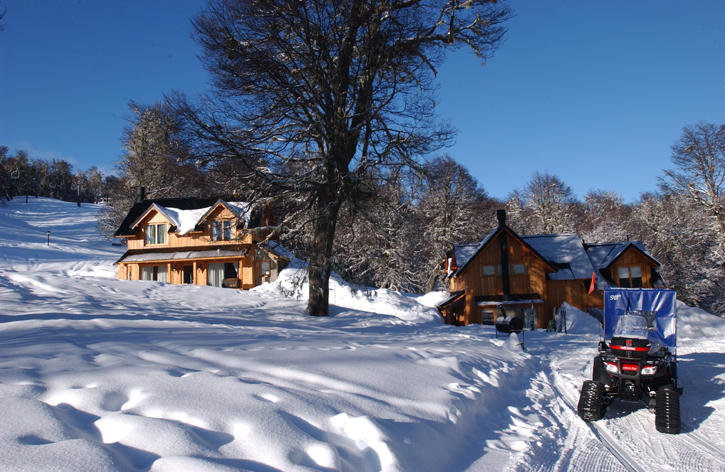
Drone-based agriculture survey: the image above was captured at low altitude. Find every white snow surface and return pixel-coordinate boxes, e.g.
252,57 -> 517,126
1,197 -> 725,472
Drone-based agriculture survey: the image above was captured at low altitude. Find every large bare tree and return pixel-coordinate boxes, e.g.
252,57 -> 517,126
173,0 -> 512,316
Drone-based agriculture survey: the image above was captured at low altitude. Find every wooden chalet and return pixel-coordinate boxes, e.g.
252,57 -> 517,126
114,191 -> 289,289
437,210 -> 664,328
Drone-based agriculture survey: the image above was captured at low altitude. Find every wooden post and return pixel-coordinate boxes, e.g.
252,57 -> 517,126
193,261 -> 198,285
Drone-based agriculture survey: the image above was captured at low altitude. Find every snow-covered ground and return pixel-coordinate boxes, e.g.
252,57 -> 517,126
1,197 -> 724,472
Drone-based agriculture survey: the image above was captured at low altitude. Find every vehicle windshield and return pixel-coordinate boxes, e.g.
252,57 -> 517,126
612,310 -> 656,339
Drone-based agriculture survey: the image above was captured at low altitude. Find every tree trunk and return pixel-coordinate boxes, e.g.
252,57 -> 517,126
425,271 -> 440,294
307,193 -> 341,317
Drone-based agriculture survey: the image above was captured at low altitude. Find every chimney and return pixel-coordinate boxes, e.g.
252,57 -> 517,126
136,186 -> 146,203
497,209 -> 506,227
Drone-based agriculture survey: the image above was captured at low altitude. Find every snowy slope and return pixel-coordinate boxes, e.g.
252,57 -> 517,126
1,198 -> 724,472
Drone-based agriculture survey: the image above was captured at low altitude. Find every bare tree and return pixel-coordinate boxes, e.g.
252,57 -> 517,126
118,101 -> 204,199
662,122 -> 725,249
632,191 -> 725,314
173,0 -> 512,316
332,170 -> 422,292
507,171 -> 579,235
97,102 -> 207,240
417,155 -> 496,292
579,189 -> 632,243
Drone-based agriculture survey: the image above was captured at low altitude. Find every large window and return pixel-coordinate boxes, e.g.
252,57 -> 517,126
145,223 -> 167,245
212,220 -> 233,241
618,266 -> 643,288
208,262 -> 238,287
141,265 -> 168,282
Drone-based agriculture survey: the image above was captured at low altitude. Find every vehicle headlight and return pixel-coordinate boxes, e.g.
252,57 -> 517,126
606,362 -> 619,374
641,365 -> 657,375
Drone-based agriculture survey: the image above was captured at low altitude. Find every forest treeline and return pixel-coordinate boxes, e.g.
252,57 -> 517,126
2,108 -> 724,316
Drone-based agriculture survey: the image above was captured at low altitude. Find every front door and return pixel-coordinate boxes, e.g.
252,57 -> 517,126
183,265 -> 193,284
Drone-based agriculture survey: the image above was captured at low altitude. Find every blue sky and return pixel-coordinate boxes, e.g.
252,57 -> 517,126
1,1 -> 724,203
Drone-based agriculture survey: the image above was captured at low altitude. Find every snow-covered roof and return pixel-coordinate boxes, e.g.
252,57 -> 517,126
585,241 -> 659,269
132,200 -> 255,236
163,206 -> 210,235
267,240 -> 294,261
521,234 -> 595,280
450,229 -> 498,277
195,200 -> 255,229
453,243 -> 481,269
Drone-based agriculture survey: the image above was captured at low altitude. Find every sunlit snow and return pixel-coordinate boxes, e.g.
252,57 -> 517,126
1,198 -> 724,471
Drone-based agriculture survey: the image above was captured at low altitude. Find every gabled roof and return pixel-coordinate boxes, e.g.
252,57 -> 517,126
521,234 -> 595,280
114,196 -> 252,238
435,290 -> 466,310
115,196 -> 231,238
452,243 -> 479,269
196,200 -> 254,227
585,241 -> 660,269
130,203 -> 181,231
451,226 -> 557,278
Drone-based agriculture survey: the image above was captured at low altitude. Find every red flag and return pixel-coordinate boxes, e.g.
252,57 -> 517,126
588,272 -> 596,294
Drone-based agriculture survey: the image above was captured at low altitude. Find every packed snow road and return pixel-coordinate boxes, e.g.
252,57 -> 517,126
1,198 -> 724,471
510,307 -> 725,472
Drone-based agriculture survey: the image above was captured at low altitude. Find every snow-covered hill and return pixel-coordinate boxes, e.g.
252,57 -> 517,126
1,198 -> 724,472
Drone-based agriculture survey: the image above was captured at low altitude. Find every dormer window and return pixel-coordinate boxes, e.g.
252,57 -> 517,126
618,266 -> 643,288
212,220 -> 233,241
146,223 -> 167,245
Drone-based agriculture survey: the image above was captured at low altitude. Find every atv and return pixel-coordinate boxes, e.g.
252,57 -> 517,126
577,288 -> 682,434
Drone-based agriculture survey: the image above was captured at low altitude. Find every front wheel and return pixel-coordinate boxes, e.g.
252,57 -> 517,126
578,380 -> 607,421
655,388 -> 680,434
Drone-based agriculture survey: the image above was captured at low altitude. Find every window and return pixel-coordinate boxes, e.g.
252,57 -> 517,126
145,223 -> 167,245
261,261 -> 270,277
631,266 -> 643,287
212,220 -> 233,241
482,263 -> 526,276
208,262 -> 238,287
141,265 -> 168,282
618,266 -> 643,288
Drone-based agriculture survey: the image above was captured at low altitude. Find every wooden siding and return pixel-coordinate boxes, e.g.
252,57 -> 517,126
453,229 -> 554,328
544,280 -> 597,320
444,231 -> 662,329
127,208 -> 255,251
611,247 -> 656,288
119,256 -> 255,287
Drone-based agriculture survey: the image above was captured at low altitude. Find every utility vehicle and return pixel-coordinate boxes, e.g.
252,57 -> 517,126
577,288 -> 681,434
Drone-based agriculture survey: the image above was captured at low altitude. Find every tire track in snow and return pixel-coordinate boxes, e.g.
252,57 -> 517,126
541,360 -> 646,472
544,354 -> 725,472
675,425 -> 725,471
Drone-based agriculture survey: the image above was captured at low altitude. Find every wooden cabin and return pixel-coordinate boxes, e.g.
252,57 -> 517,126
437,210 -> 664,328
114,193 -> 290,289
